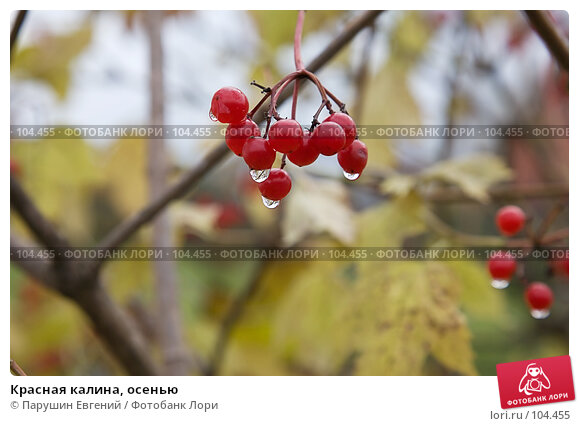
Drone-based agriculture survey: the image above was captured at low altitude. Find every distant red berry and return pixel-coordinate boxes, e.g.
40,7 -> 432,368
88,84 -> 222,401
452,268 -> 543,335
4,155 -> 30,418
496,205 -> 526,236
268,119 -> 303,153
551,258 -> 569,277
324,113 -> 356,148
226,119 -> 261,156
487,251 -> 517,280
287,130 -> 319,167
337,139 -> 368,176
210,87 -> 249,124
310,122 -> 346,156
525,282 -> 554,310
10,158 -> 21,176
258,168 -> 292,201
241,137 -> 276,170
216,202 -> 245,229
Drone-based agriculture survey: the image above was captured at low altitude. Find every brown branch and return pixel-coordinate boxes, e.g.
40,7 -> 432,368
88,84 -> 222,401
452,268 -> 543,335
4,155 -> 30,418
144,10 -> 189,376
524,11 -> 569,71
74,281 -> 160,375
93,10 -> 385,266
351,23 -> 376,120
10,359 -> 27,376
10,177 -> 70,249
10,234 -> 59,290
305,11 -> 383,73
10,10 -> 27,53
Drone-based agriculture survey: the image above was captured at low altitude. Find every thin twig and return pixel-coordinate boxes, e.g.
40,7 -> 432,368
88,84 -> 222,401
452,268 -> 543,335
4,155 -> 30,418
10,359 -> 27,376
533,197 -> 568,244
10,10 -> 27,53
524,11 -> 568,71
350,23 -> 376,120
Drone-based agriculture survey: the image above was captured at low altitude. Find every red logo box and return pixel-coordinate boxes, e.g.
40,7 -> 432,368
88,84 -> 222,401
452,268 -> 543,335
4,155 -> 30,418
496,355 -> 575,409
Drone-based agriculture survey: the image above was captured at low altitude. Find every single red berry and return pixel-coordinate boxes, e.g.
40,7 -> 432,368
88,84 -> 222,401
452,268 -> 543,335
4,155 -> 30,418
210,87 -> 249,124
257,168 -> 292,201
337,139 -> 368,177
551,258 -> 569,277
241,137 -> 276,171
268,119 -> 303,153
310,122 -> 346,156
225,119 -> 261,156
487,251 -> 517,279
496,205 -> 526,236
287,130 -> 319,166
10,158 -> 21,176
525,282 -> 554,310
324,112 -> 357,148
216,202 -> 245,229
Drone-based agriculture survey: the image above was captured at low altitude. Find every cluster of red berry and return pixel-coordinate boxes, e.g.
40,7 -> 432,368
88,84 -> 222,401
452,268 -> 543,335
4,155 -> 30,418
210,86 -> 368,208
487,205 -> 566,319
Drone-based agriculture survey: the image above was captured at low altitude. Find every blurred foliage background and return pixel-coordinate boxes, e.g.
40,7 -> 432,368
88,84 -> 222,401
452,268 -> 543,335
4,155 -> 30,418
10,10 -> 568,375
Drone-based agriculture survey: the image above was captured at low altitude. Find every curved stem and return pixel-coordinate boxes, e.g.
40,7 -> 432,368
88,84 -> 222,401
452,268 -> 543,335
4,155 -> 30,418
247,91 -> 272,120
294,10 -> 306,70
323,86 -> 348,113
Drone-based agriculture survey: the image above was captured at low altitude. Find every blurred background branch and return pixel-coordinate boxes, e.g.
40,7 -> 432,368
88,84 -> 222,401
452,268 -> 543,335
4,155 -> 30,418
524,11 -> 569,71
144,10 -> 190,376
10,10 -> 27,53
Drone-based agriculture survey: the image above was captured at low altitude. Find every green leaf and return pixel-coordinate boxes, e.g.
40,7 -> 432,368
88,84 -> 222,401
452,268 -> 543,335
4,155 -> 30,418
356,193 -> 426,247
281,173 -> 355,246
421,154 -> 513,203
12,24 -> 92,99
380,173 -> 417,197
351,261 -> 477,375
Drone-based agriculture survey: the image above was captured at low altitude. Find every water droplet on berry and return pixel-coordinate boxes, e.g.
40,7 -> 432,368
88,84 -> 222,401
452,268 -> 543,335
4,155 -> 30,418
261,196 -> 279,209
250,169 -> 270,183
491,279 -> 509,289
530,308 -> 550,319
343,171 -> 360,181
209,110 -> 218,122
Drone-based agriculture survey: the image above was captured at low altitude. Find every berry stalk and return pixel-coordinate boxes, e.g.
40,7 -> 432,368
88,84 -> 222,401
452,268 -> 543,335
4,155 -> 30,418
294,10 -> 306,71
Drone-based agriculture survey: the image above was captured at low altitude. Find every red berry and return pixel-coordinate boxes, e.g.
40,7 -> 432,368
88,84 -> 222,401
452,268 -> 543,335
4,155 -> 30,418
257,168 -> 292,201
551,258 -> 569,277
225,119 -> 261,156
268,119 -> 303,153
525,282 -> 554,310
287,130 -> 319,166
216,202 -> 245,229
241,137 -> 276,170
496,205 -> 526,236
10,158 -> 21,176
337,139 -> 368,176
487,251 -> 517,279
210,87 -> 249,124
310,122 -> 346,156
324,113 -> 356,148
